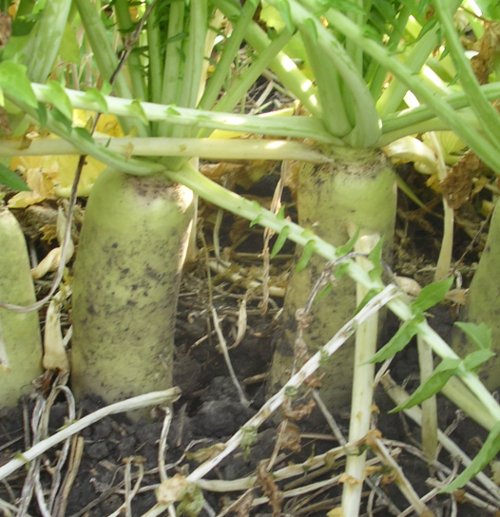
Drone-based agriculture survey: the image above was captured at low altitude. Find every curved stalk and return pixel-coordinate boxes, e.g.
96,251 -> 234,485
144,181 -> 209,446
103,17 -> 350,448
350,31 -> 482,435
71,168 -> 194,407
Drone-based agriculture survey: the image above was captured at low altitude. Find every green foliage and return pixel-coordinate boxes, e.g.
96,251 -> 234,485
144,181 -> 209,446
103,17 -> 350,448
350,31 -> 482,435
271,225 -> 290,258
0,163 -> 30,191
411,276 -> 454,314
370,317 -> 421,363
0,61 -> 37,109
296,239 -> 316,272
45,80 -> 73,120
391,357 -> 462,412
441,421 -> 500,492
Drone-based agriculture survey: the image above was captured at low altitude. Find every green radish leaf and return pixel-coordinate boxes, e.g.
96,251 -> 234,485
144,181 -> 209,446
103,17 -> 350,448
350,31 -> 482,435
276,205 -> 286,220
0,164 -> 30,191
411,277 -> 453,313
0,61 -> 37,109
83,88 -> 109,113
46,80 -> 73,120
441,421 -> 500,493
336,228 -> 359,257
462,349 -> 495,372
271,225 -> 290,258
296,239 -> 316,272
129,99 -> 148,124
391,357 -> 462,412
370,317 -> 420,363
455,321 -> 492,351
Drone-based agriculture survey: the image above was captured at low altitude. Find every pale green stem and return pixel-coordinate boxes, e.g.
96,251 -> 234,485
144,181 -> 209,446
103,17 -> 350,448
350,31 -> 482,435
0,137 -> 331,163
214,0 -> 320,116
377,28 -> 440,116
367,5 -> 411,98
417,335 -> 438,461
276,0 -> 381,146
323,8 -> 500,172
180,1 -> 207,109
381,83 -> 500,139
23,0 -> 72,83
30,83 -> 338,142
147,5 -> 163,135
114,0 -> 147,101
199,0 -> 260,110
432,0 -> 500,149
212,29 -> 293,115
158,1 -> 185,136
341,233 -> 380,517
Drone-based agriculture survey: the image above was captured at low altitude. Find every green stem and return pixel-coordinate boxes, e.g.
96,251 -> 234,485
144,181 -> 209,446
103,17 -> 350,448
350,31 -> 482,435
381,83 -> 500,139
215,0 -> 320,117
29,83 -> 339,142
158,0 -> 185,137
0,137 -> 331,163
114,0 -> 147,101
277,0 -> 381,146
199,0 -> 260,110
211,29 -> 292,114
432,0 -> 500,149
23,0 -> 72,83
324,8 -> 500,172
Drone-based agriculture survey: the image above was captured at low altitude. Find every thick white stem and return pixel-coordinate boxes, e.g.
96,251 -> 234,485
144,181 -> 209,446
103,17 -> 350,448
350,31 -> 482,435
341,232 -> 380,517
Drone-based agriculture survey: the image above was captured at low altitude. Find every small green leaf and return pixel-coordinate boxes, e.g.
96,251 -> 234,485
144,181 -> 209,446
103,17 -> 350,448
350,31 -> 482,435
166,106 -> 181,117
271,225 -> 290,258
276,205 -> 286,220
391,357 -> 462,412
129,99 -> 148,124
296,239 -> 316,272
46,80 -> 73,120
411,277 -> 453,313
0,61 -> 37,109
441,421 -> 500,493
455,321 -> 492,351
249,214 -> 263,228
370,318 -> 420,363
0,164 -> 30,191
83,88 -> 109,113
336,228 -> 359,257
462,349 -> 495,372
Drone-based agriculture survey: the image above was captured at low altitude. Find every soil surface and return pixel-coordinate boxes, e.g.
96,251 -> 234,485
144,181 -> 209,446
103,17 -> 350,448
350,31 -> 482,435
1,167 -> 498,516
